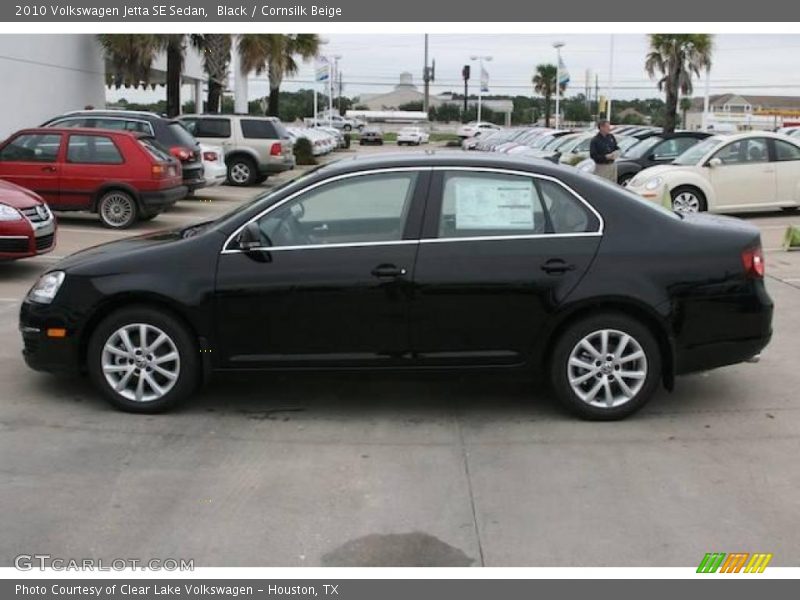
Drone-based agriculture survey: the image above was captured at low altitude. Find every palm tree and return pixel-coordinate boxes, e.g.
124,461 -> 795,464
238,34 -> 320,117
679,97 -> 693,129
192,34 -> 232,113
98,34 -> 187,117
645,34 -> 713,134
532,63 -> 566,128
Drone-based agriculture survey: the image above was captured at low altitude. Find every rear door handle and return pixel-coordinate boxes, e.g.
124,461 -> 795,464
371,264 -> 407,278
41,166 -> 57,173
541,259 -> 576,275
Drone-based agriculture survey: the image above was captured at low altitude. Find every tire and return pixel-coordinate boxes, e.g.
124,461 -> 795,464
226,156 -> 257,186
97,190 -> 139,229
780,206 -> 799,212
255,174 -> 268,184
87,306 -> 199,413
550,312 -> 662,420
670,186 -> 707,213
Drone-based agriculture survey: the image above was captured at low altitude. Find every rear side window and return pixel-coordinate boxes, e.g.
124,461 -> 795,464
83,118 -> 153,135
241,119 -> 285,139
437,172 -> 597,238
185,118 -> 231,138
774,139 -> 800,161
67,135 -> 124,164
0,133 -> 61,162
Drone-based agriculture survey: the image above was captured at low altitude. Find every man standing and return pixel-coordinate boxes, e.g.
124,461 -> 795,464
590,120 -> 620,181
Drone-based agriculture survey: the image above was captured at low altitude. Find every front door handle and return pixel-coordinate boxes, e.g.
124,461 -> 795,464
371,264 -> 407,279
541,259 -> 576,275
41,166 -> 57,173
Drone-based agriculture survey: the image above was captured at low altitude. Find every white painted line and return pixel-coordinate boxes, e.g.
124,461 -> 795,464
0,298 -> 20,303
56,227 -> 128,235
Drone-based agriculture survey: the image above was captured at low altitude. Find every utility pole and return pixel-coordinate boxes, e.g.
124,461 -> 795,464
337,69 -> 343,115
553,41 -> 564,130
462,64 -> 470,114
607,34 -> 615,121
423,34 -> 430,113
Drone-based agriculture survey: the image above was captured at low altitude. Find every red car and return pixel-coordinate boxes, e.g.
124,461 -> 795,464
0,128 -> 186,229
0,178 -> 56,261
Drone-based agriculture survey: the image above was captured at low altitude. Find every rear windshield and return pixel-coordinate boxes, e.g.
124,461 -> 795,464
139,138 -> 172,162
168,121 -> 199,147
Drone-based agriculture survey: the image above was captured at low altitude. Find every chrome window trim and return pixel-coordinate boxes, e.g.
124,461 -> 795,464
220,165 -> 604,255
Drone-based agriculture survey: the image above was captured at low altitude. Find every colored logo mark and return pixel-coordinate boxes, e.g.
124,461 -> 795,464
697,552 -> 773,573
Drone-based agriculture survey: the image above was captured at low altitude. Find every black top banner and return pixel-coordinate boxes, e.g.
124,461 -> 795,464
3,0 -> 800,22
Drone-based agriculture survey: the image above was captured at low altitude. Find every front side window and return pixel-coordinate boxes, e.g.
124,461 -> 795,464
251,172 -> 418,248
0,134 -> 61,162
437,172 -> 596,239
67,135 -> 124,164
713,138 -> 769,165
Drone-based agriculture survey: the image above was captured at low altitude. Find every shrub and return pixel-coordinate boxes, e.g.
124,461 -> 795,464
294,137 -> 316,165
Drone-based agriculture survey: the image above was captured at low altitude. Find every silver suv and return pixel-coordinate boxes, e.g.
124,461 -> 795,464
179,115 -> 295,186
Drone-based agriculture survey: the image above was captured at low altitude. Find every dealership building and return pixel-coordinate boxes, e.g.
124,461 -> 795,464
0,34 -> 206,139
686,93 -> 800,131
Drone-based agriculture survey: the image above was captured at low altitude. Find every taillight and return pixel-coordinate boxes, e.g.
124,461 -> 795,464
170,146 -> 192,161
203,151 -> 218,162
742,246 -> 765,278
269,142 -> 282,156
151,164 -> 166,178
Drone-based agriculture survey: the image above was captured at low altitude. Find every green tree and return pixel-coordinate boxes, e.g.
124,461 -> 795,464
238,34 -> 321,117
191,34 -> 232,113
645,34 -> 713,133
532,63 -> 566,127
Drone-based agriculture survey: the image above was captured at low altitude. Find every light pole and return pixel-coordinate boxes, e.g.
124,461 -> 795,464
328,54 -> 341,127
553,41 -> 565,130
470,55 -> 492,123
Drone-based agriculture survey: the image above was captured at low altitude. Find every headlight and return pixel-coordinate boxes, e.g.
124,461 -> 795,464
644,177 -> 663,191
0,204 -> 22,222
27,271 -> 65,304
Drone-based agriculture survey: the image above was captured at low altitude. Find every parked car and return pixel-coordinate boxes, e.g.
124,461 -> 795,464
506,130 -> 573,155
457,121 -> 501,139
558,134 -> 640,167
42,110 -> 205,193
308,114 -> 361,131
626,132 -> 800,213
316,126 -> 347,149
179,115 -> 295,187
0,128 -> 185,228
0,179 -> 56,261
396,127 -> 430,146
20,153 -> 772,420
461,128 -> 500,150
200,144 -> 227,188
359,127 -> 384,145
288,127 -> 336,156
615,131 -> 712,185
514,132 -> 582,162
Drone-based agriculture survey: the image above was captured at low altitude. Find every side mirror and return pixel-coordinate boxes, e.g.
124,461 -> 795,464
647,153 -> 657,161
238,222 -> 265,251
707,157 -> 722,168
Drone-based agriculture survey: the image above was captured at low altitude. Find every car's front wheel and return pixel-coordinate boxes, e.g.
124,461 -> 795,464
550,313 -> 662,420
87,306 -> 199,413
671,186 -> 707,213
97,190 -> 139,229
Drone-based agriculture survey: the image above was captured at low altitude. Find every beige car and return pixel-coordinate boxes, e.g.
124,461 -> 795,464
626,132 -> 800,213
180,115 -> 295,186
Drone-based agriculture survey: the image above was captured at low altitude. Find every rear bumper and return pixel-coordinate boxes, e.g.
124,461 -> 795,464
182,166 -> 206,192
259,155 -> 296,175
140,186 -> 187,209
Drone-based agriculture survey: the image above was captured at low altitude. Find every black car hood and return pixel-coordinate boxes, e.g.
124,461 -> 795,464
53,227 -> 208,274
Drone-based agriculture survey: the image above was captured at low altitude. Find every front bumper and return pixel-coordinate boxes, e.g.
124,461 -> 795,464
0,214 -> 56,260
140,186 -> 188,209
20,300 -> 82,374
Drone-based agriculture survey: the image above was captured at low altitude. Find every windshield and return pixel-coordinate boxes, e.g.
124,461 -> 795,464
673,136 -> 724,165
530,134 -> 557,149
548,134 -> 579,152
621,135 -> 662,159
617,136 -> 639,152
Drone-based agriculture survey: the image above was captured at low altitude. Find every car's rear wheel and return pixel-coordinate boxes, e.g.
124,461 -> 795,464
671,186 -> 707,213
550,313 -> 662,420
227,156 -> 257,186
140,210 -> 161,222
87,306 -> 199,413
97,190 -> 139,229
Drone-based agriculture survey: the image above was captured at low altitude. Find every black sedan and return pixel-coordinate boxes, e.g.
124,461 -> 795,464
615,131 -> 712,186
19,153 -> 773,419
359,127 -> 384,145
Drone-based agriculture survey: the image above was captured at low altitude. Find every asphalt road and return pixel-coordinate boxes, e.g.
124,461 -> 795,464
2,144 -> 800,567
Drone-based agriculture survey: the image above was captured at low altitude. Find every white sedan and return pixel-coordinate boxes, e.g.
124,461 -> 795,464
396,127 -> 430,146
200,144 -> 226,187
457,121 -> 500,139
626,132 -> 800,213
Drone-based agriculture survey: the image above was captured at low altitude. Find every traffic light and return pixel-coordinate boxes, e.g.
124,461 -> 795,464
462,65 -> 470,81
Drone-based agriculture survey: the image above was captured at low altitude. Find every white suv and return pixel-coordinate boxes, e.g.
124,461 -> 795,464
179,115 -> 295,186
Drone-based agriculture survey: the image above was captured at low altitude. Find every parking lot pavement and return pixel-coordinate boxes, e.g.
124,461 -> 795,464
1,145 -> 800,567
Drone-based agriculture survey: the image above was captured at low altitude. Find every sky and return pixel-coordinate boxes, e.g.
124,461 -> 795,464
107,34 -> 800,104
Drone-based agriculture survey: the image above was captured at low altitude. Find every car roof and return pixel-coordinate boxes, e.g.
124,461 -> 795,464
14,127 -> 143,139
311,151 -> 572,179
54,110 -> 168,122
180,113 -> 280,121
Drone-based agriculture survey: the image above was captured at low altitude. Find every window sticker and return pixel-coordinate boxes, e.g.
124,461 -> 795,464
454,178 -> 535,230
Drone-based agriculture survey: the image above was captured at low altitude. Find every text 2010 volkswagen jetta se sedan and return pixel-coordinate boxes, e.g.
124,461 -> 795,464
19,153 -> 773,419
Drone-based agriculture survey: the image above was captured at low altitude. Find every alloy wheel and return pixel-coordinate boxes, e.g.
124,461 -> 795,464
672,191 -> 701,213
100,193 -> 135,227
229,162 -> 251,184
567,329 -> 648,409
101,323 -> 180,403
